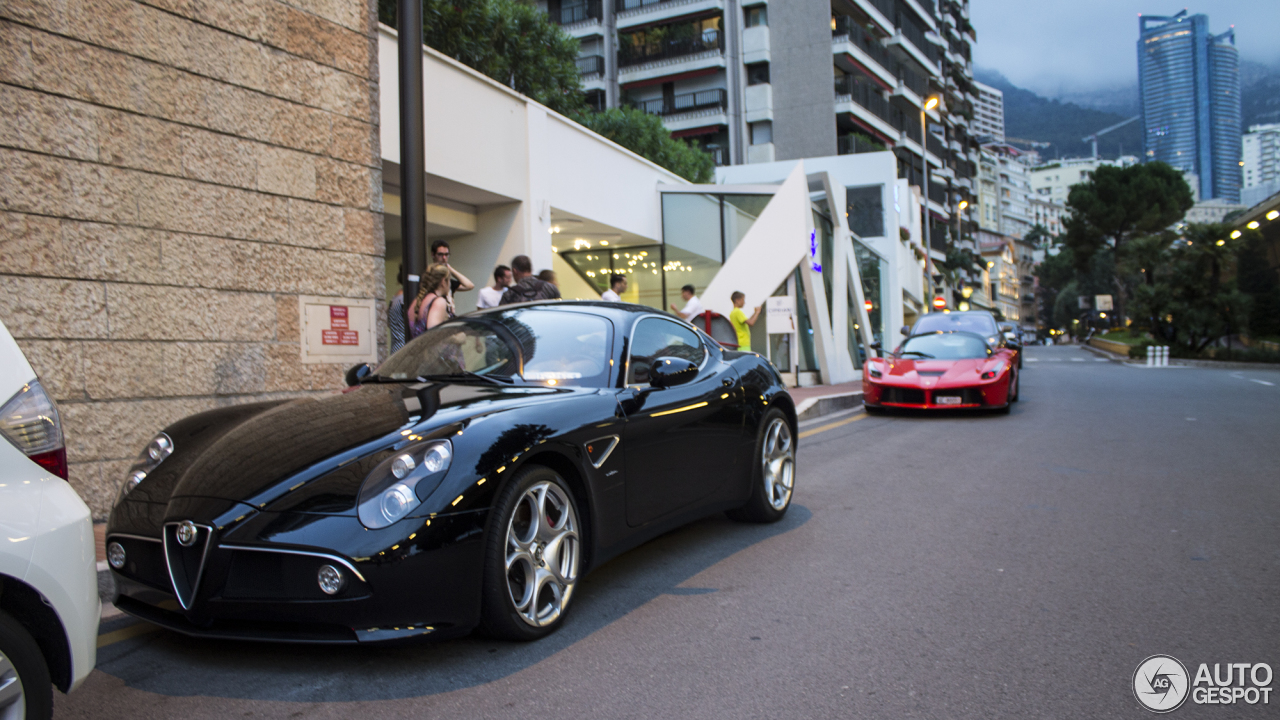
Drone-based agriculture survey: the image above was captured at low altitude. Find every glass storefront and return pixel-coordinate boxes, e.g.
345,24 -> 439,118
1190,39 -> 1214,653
558,246 -> 664,309
852,239 -> 887,347
661,192 -> 773,310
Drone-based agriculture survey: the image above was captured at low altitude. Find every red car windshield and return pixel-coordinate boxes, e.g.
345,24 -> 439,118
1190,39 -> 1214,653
912,313 -> 998,337
898,333 -> 992,360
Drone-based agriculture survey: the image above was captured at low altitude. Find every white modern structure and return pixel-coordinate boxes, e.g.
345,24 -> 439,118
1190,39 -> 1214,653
1028,155 -> 1139,205
379,27 -> 893,387
1243,123 -> 1280,208
972,80 -> 1004,142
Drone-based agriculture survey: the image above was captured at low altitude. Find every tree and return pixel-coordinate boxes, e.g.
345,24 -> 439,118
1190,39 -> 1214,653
378,0 -> 714,182
1034,245 -> 1074,329
1129,223 -> 1251,353
1061,162 -> 1194,320
1236,231 -> 1280,338
574,107 -> 714,183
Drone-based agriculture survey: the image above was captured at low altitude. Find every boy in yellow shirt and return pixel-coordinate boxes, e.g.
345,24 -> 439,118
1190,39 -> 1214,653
729,291 -> 763,351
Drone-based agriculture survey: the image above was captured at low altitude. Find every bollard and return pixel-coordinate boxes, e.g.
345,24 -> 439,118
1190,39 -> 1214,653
1159,346 -> 1169,367
1146,346 -> 1154,367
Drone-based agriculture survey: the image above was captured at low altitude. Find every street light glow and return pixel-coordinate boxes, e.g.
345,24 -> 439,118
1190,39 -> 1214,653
958,200 -> 968,210
1230,230 -> 1241,239
1268,210 -> 1279,221
1246,221 -> 1259,229
925,97 -> 939,110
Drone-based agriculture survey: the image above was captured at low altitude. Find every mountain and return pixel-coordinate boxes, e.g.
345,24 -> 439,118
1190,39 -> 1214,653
1241,60 -> 1280,128
973,67 -> 1142,161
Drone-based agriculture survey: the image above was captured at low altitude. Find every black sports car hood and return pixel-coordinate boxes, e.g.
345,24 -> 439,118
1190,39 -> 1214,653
159,382 -> 574,516
169,384 -> 412,504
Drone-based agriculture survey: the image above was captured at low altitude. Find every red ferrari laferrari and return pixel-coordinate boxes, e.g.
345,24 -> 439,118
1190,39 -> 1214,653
863,331 -> 1020,413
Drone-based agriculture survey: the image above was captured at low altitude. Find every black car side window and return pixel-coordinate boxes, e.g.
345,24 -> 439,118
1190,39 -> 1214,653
627,318 -> 706,386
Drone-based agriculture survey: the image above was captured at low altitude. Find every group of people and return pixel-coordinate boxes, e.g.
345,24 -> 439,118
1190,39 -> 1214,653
389,244 -> 764,353
387,240 -> 561,353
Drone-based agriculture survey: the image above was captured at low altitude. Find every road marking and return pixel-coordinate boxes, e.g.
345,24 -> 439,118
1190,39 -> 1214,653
1094,358 -> 1107,362
1251,379 -> 1275,386
798,412 -> 867,439
1071,358 -> 1085,362
97,622 -> 161,648
1026,358 -> 1039,362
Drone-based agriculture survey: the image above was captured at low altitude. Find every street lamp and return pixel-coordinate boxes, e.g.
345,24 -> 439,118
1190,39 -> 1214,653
922,96 -> 939,313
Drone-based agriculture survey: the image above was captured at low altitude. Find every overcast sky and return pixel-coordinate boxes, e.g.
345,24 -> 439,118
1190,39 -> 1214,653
970,0 -> 1280,97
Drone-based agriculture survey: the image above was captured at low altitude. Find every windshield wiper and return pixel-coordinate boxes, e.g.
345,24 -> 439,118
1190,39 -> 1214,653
899,350 -> 935,358
417,371 -> 514,386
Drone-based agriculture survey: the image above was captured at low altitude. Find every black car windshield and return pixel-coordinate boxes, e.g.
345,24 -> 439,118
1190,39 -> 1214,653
379,309 -> 613,387
898,333 -> 992,360
912,312 -> 997,337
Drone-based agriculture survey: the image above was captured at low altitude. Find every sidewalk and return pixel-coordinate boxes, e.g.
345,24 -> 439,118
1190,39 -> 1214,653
788,380 -> 864,422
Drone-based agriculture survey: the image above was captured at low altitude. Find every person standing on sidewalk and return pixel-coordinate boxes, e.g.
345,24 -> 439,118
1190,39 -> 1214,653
431,240 -> 475,311
407,264 -> 455,338
729,291 -> 762,351
499,255 -> 560,305
670,284 -> 703,321
477,265 -> 511,309
388,264 -> 407,354
601,274 -> 626,303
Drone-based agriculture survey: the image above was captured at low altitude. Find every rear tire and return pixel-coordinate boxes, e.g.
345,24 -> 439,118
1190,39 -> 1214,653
728,408 -> 795,523
477,466 -> 582,641
0,609 -> 52,720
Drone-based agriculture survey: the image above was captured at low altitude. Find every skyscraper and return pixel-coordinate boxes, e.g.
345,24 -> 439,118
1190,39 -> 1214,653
1137,10 -> 1241,202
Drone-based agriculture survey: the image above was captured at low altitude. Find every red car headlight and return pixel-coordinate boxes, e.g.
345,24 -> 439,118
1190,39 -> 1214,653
869,366 -> 882,379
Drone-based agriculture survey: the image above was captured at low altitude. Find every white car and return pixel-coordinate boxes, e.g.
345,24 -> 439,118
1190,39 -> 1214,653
0,320 -> 98,719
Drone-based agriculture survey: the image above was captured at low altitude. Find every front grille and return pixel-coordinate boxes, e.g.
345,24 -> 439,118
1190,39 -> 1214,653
883,387 -> 926,404
163,522 -> 213,609
220,549 -> 368,601
931,388 -> 984,405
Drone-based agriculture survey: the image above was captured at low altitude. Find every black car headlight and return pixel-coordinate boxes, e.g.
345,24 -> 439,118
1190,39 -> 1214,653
869,367 -> 882,379
117,432 -> 173,504
358,439 -> 452,529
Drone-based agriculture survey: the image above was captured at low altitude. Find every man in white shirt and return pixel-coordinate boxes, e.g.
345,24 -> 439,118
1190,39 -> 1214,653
601,274 -> 626,303
476,265 -> 511,309
670,284 -> 703,321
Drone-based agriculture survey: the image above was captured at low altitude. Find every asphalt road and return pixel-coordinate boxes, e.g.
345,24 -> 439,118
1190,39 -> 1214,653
57,345 -> 1280,719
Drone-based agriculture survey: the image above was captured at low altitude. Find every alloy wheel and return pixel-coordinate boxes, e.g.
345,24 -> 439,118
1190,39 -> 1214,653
761,417 -> 795,511
504,481 -> 580,628
0,650 -> 25,720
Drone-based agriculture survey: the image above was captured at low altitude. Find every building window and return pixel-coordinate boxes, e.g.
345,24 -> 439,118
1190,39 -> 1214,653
750,121 -> 772,145
746,62 -> 770,85
744,5 -> 767,27
846,185 -> 884,239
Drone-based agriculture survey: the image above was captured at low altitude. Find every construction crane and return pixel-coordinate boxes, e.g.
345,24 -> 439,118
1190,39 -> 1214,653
1083,116 -> 1140,158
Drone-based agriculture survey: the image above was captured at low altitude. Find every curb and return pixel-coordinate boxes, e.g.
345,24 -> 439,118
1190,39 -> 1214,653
794,390 -> 864,422
1081,344 -> 1128,362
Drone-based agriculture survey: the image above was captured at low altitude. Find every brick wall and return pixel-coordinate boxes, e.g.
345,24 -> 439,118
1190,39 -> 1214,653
0,0 -> 384,518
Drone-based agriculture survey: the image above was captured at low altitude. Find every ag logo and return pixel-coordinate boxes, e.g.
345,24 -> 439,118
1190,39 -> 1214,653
1134,655 -> 1190,713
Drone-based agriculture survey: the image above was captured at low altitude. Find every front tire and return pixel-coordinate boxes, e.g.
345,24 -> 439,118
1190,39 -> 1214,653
478,465 -> 582,641
1010,368 -> 1020,402
728,408 -> 795,523
0,609 -> 52,720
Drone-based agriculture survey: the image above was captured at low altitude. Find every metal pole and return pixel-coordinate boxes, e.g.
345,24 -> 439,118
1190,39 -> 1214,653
398,0 -> 427,321
921,108 -> 933,313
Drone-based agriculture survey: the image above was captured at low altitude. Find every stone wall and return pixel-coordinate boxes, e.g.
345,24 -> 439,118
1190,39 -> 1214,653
0,0 -> 384,518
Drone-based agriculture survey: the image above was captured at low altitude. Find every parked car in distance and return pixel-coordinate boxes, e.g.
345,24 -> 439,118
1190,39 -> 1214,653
0,320 -> 100,720
997,321 -> 1024,368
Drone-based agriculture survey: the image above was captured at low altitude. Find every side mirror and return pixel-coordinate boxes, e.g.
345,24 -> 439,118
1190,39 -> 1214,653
869,341 -> 882,351
900,325 -> 912,336
345,363 -> 374,387
649,356 -> 698,388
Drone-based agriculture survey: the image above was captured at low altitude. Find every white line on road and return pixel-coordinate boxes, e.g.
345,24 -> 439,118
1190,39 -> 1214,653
1071,358 -> 1085,362
1026,358 -> 1039,362
1094,358 -> 1107,362
1251,379 -> 1275,386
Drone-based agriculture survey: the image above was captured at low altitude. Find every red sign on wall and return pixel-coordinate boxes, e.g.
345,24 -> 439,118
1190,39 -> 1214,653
330,306 -> 349,329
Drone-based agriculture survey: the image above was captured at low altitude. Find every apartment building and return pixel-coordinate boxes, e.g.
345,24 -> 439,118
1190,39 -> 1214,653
1243,123 -> 1280,208
543,0 -> 981,257
972,79 -> 1004,142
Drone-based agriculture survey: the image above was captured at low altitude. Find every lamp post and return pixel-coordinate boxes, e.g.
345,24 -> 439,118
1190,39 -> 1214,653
922,97 -> 938,313
398,0 -> 427,324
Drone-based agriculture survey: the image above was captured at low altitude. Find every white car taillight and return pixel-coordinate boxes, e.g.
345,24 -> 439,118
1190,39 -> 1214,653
0,379 -> 68,479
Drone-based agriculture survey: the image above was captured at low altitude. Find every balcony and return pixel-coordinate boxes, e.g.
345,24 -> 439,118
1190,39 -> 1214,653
617,0 -> 724,30
576,55 -> 605,76
832,16 -> 895,85
631,88 -> 727,117
553,0 -> 602,25
887,12 -> 940,73
619,30 -> 724,73
838,133 -> 887,156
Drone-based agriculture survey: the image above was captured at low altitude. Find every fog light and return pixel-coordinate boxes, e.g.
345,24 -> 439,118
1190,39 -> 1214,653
107,542 -> 126,570
317,564 -> 344,595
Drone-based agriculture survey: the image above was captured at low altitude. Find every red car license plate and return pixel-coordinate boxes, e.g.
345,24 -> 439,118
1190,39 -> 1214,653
936,395 -> 962,405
